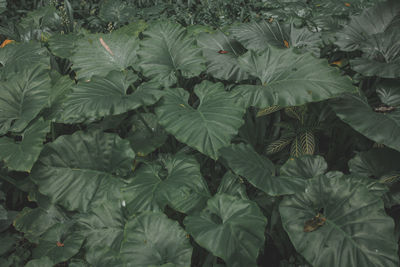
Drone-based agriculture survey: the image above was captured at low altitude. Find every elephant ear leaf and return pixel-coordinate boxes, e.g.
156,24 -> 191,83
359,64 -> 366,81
0,64 -> 51,135
120,212 -> 192,267
184,194 -> 267,267
138,21 -> 206,87
220,143 -> 306,196
197,30 -> 248,82
280,175 -> 399,267
0,119 -> 50,172
70,32 -> 139,80
156,81 -> 245,159
331,90 -> 400,153
236,46 -> 355,108
31,130 -> 135,212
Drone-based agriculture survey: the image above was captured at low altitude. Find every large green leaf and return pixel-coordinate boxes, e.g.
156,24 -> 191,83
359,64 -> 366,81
230,20 -> 290,50
99,0 -> 135,24
279,155 -> 328,179
156,81 -> 245,159
32,222 -> 84,264
137,21 -> 206,87
331,93 -> 400,152
31,130 -> 135,212
125,113 -> 168,156
120,212 -> 192,267
217,171 -> 248,200
280,174 -> 399,267
123,154 -> 210,214
76,201 -> 125,256
184,194 -> 267,267
0,64 -> 51,135
48,33 -> 81,59
70,32 -> 139,80
0,119 -> 49,172
335,0 -> 400,52
349,148 -> 400,178
196,31 -> 248,82
13,204 -> 68,243
25,257 -> 53,267
58,71 -> 162,123
236,47 -> 355,108
230,21 -> 321,55
0,42 -> 49,73
220,143 -> 306,196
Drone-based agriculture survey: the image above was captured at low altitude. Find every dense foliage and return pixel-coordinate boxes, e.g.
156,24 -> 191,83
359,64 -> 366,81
0,0 -> 400,266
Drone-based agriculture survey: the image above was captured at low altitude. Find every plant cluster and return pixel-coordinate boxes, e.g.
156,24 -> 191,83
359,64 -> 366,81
0,0 -> 400,266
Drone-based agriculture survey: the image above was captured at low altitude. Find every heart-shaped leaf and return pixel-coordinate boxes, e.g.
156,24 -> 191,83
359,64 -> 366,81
280,174 -> 399,267
120,212 -> 192,267
123,154 -> 210,214
31,130 -> 135,212
236,46 -> 355,108
156,81 -> 245,159
184,194 -> 267,267
137,21 -> 205,87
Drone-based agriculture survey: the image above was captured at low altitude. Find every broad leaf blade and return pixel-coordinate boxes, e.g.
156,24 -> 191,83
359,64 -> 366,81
31,130 -> 135,212
331,93 -> 400,152
220,143 -> 306,196
138,21 -> 206,87
156,81 -> 245,159
123,154 -> 210,214
197,31 -> 248,81
0,65 -> 51,134
0,119 -> 49,172
70,32 -> 139,80
236,47 -> 355,108
280,175 -> 399,267
184,194 -> 267,267
120,212 -> 192,267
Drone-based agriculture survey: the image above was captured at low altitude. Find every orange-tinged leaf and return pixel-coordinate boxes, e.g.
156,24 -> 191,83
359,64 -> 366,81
284,40 -> 290,48
56,241 -> 65,247
331,60 -> 342,66
345,3 -> 351,7
0,39 -> 15,48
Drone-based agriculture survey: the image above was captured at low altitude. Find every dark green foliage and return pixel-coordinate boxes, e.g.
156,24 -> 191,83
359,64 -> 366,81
0,0 -> 399,266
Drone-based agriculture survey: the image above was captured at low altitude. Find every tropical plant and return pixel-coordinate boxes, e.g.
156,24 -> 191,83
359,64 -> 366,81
0,0 -> 400,266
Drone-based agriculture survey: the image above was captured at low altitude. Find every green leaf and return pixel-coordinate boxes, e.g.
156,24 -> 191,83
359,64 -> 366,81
123,154 -> 210,214
156,81 -> 245,159
70,32 -> 139,80
138,21 -> 206,87
31,130 -> 135,212
0,42 -> 49,73
48,33 -> 80,59
220,143 -> 306,196
348,147 -> 400,178
46,73 -> 75,121
217,172 -> 248,200
33,222 -> 84,264
99,0 -> 135,24
0,119 -> 49,172
125,113 -> 167,156
280,175 -> 399,267
377,79 -> 400,106
280,155 -> 328,179
197,31 -> 248,81
236,47 -> 355,108
230,21 -> 290,50
76,201 -> 125,255
120,212 -> 192,267
59,71 -> 162,123
13,205 -> 68,243
25,257 -> 53,267
184,194 -> 267,267
331,93 -> 400,152
335,0 -> 400,52
266,137 -> 293,155
0,64 -> 51,135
